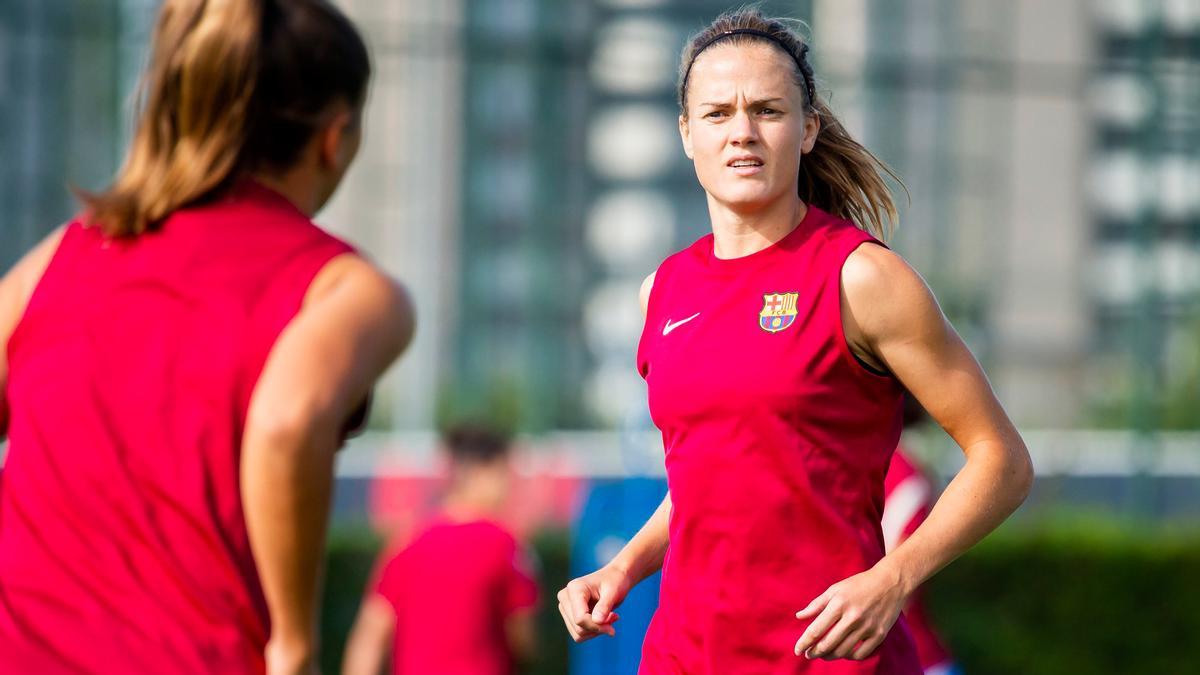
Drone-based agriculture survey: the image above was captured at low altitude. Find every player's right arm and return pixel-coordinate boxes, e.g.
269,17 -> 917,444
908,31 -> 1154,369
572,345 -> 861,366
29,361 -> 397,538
243,254 -> 413,675
558,492 -> 671,642
0,228 -> 65,442
557,271 -> 669,642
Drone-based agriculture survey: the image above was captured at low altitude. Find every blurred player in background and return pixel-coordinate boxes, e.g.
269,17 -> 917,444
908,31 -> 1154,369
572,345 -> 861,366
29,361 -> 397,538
0,1 -> 412,673
342,423 -> 539,675
883,397 -> 960,675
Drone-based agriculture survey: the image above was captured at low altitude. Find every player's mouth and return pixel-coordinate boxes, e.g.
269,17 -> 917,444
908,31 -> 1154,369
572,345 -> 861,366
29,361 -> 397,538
727,155 -> 764,176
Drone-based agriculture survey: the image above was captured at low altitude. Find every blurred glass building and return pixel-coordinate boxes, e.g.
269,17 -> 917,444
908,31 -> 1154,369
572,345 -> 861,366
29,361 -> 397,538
334,0 -> 807,430
1086,0 -> 1200,432
0,0 -> 156,270
2,0 -> 1198,435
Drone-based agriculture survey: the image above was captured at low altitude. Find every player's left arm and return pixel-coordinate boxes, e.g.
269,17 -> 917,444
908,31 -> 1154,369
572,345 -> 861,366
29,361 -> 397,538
0,228 -> 65,441
505,608 -> 538,665
795,243 -> 1033,661
341,593 -> 395,675
505,543 -> 540,662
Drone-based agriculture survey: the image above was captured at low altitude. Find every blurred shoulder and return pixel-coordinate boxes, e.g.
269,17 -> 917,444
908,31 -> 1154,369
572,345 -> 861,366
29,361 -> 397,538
306,254 -> 414,335
1,226 -> 67,339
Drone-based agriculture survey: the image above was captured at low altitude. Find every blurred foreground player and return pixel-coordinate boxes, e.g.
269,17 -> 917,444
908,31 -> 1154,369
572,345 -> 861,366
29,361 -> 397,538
0,1 -> 413,673
342,424 -> 539,675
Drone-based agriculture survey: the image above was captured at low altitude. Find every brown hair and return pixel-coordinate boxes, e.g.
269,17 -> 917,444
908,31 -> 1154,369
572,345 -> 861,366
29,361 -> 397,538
79,0 -> 371,237
443,422 -> 512,465
678,8 -> 905,240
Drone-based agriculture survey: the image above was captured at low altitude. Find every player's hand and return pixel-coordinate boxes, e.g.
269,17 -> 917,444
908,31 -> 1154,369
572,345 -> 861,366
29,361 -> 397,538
556,564 -> 633,642
793,562 -> 910,661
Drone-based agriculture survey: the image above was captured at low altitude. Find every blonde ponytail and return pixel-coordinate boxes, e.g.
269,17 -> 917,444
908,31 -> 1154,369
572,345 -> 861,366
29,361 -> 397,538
81,0 -> 262,237
801,99 -> 904,241
79,0 -> 370,237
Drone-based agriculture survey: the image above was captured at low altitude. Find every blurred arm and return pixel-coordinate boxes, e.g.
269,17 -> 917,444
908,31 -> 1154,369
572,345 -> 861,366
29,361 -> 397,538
341,594 -> 396,675
608,492 -> 671,583
842,244 -> 1033,595
558,271 -> 668,642
243,255 -> 414,669
559,492 -> 670,643
614,269 -> 672,582
505,609 -> 537,665
0,228 -> 65,441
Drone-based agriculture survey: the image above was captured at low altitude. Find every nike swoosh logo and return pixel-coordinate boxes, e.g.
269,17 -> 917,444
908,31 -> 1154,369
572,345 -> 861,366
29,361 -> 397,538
662,312 -> 701,336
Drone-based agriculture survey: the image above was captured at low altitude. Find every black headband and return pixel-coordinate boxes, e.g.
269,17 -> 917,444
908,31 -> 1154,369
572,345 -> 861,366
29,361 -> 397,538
679,28 -> 816,110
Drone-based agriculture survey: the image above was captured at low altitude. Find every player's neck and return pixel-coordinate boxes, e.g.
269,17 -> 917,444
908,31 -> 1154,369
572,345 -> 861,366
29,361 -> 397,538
708,196 -> 806,260
250,167 -> 321,217
441,490 -> 503,522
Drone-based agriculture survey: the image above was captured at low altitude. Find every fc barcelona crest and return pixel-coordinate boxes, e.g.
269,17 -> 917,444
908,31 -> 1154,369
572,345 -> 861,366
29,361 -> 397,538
759,292 -> 799,333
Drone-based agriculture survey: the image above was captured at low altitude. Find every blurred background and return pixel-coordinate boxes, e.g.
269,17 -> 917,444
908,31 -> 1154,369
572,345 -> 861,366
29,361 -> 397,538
2,1 -> 1198,673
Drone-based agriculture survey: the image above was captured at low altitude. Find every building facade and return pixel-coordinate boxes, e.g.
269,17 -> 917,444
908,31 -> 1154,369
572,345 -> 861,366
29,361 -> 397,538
3,0 -> 1197,433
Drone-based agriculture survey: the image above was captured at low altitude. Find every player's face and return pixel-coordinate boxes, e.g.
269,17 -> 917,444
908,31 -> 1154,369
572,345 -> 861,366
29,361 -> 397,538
679,43 -> 818,212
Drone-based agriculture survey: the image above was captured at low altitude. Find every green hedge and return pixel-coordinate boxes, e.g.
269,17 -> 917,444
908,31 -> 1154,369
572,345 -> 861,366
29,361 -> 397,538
925,518 -> 1200,675
321,526 -> 383,675
323,519 -> 1200,675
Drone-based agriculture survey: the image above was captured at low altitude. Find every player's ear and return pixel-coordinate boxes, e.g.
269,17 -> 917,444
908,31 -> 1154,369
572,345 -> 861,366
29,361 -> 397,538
679,114 -> 694,160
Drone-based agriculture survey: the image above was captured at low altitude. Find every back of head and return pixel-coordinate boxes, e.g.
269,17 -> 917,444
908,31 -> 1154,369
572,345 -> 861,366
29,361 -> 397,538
442,423 -> 512,467
678,8 -> 904,240
80,0 -> 370,237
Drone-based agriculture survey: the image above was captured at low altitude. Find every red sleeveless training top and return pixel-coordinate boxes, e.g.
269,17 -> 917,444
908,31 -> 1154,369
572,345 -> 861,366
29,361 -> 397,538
636,206 -> 921,674
0,181 -> 354,674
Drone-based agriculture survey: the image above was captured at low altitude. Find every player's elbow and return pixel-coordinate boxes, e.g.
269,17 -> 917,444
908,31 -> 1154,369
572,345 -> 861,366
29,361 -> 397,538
384,279 -> 416,359
245,394 -> 342,457
1006,439 -> 1035,506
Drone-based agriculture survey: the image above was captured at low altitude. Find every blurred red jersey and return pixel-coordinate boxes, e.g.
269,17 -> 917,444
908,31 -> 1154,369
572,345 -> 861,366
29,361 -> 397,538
374,516 -> 539,675
883,447 -> 954,672
0,181 -> 353,673
636,206 -> 922,674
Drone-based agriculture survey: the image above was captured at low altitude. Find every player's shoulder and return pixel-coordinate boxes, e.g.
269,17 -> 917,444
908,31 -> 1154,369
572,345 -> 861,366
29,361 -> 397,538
841,241 -> 928,309
640,234 -> 711,306
653,231 -> 711,274
305,254 -> 414,338
3,225 -> 68,289
312,254 -> 405,301
475,518 -> 520,544
639,271 -> 656,315
1,226 -> 68,341
472,520 -> 526,560
842,240 -> 906,285
837,232 -> 947,350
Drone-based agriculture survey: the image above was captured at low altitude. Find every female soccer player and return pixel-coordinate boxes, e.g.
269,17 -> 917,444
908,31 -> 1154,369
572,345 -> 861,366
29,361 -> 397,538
0,1 -> 412,673
342,424 -> 539,675
558,9 -> 1033,674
